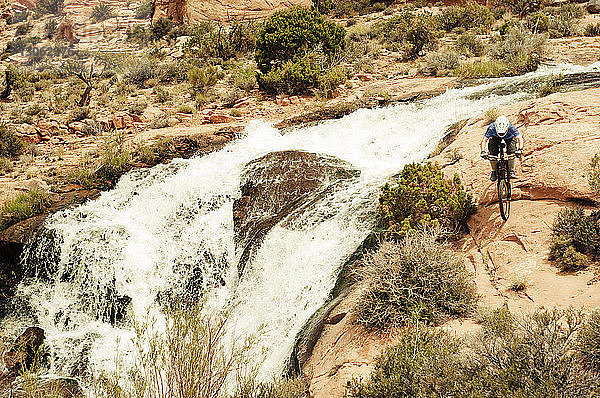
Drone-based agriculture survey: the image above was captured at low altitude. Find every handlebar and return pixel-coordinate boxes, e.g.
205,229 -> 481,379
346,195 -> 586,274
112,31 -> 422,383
484,154 -> 518,160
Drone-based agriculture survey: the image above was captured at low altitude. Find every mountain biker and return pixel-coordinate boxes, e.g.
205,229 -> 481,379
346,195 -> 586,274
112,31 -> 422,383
480,115 -> 524,181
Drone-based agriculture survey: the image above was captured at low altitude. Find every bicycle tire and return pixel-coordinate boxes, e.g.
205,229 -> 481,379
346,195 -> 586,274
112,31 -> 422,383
498,178 -> 511,221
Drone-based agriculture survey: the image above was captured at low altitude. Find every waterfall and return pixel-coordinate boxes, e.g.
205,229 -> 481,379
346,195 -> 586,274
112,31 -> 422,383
3,63 -> 598,391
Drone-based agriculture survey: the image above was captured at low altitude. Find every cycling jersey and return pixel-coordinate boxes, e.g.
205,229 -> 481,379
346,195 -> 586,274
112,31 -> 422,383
485,122 -> 520,140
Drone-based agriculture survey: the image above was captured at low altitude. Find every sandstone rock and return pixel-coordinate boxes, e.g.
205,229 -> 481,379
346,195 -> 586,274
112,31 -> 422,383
209,114 -> 236,124
16,179 -> 50,193
68,121 -> 87,135
3,327 -> 45,374
233,150 -> 360,276
154,0 -> 311,23
587,0 -> 600,13
112,116 -> 125,129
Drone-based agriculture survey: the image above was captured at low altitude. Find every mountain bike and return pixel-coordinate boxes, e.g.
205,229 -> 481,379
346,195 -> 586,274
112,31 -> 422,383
485,141 -> 518,221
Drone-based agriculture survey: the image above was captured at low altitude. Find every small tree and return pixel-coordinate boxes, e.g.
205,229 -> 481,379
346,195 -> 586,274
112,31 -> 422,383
91,2 -> 114,22
63,60 -> 96,107
590,154 -> 600,196
255,7 -> 345,73
35,0 -> 64,15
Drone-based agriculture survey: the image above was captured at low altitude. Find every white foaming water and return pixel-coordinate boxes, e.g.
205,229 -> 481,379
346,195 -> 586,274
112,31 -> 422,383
6,64 -> 598,390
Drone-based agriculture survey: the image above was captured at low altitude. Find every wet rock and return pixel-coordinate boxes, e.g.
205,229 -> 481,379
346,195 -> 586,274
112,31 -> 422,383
3,327 -> 45,374
233,150 -> 360,276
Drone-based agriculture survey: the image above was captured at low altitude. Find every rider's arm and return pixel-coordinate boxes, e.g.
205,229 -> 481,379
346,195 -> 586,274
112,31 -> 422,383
515,134 -> 524,150
481,136 -> 489,153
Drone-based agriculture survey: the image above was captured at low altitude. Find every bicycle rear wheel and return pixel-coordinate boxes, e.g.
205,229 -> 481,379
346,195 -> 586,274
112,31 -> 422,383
498,178 -> 511,221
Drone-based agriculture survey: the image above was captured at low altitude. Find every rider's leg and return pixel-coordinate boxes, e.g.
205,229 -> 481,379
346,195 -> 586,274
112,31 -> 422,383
488,136 -> 500,181
506,138 -> 517,177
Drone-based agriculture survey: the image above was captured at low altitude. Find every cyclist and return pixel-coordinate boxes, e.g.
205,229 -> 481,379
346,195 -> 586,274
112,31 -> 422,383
480,115 -> 524,181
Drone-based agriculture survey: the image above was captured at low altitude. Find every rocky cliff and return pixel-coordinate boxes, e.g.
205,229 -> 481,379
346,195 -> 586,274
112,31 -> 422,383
153,0 -> 311,23
303,87 -> 600,397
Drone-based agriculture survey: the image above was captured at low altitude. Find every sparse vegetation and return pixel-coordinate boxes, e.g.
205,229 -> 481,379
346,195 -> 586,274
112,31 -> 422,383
188,66 -> 221,94
0,124 -> 25,158
1,189 -> 51,229
135,1 -> 153,20
437,1 -> 494,32
355,231 -> 477,329
590,154 -> 600,196
579,310 -> 600,372
91,3 -> 114,22
0,157 -> 12,175
549,207 -> 600,271
35,0 -> 64,15
423,47 -> 460,76
349,307 -> 600,397
584,23 -> 600,37
456,32 -> 484,56
379,162 -> 476,239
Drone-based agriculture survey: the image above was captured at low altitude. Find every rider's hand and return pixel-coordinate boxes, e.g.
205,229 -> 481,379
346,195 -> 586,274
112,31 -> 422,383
480,151 -> 487,159
515,149 -> 523,158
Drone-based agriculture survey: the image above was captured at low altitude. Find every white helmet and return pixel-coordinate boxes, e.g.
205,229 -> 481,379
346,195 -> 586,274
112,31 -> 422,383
495,116 -> 510,137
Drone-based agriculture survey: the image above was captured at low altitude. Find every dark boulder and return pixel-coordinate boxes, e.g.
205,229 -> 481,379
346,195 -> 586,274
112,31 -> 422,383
233,150 -> 360,276
588,0 -> 600,13
3,327 -> 46,374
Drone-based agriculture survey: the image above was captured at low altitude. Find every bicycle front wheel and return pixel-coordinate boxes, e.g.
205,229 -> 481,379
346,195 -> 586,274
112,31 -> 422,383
498,179 -> 511,221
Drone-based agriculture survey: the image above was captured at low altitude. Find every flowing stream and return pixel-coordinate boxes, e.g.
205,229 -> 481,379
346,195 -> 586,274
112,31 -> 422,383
3,63 -> 599,392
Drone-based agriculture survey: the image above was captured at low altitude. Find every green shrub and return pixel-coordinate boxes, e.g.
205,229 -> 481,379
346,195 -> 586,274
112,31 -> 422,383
456,32 -> 484,56
347,325 -> 463,397
15,23 -> 32,36
125,59 -> 158,87
128,101 -> 147,115
91,2 -> 114,22
316,65 -> 346,98
437,1 -> 494,32
590,154 -> 600,196
68,106 -> 92,123
188,66 -> 221,93
0,125 -> 24,158
579,310 -> 600,372
135,1 -> 153,19
312,0 -> 333,14
584,23 -> 600,37
376,12 -> 438,60
549,207 -> 600,271
158,61 -> 189,83
185,21 -> 259,61
525,12 -> 550,33
255,7 -> 345,74
327,0 -> 373,17
153,86 -> 172,103
126,25 -> 152,44
257,53 -> 321,94
545,4 -> 585,37
422,47 -> 460,76
355,231 -> 477,329
35,0 -> 64,15
9,10 -> 29,24
151,17 -> 174,40
134,137 -> 176,166
1,189 -> 51,229
379,162 -> 476,239
231,66 -> 258,91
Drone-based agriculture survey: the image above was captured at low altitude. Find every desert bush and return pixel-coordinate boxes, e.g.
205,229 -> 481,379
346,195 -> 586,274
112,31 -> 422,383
68,106 -> 93,123
126,25 -> 152,44
376,12 -> 438,60
135,1 -> 153,19
324,0 -> 373,18
35,0 -> 63,15
456,32 -> 484,56
9,10 -> 29,24
125,58 -> 158,88
354,231 -> 477,329
316,65 -> 346,98
231,66 -> 258,91
44,19 -> 58,39
483,26 -> 545,75
255,7 -> 345,74
0,124 -> 24,158
349,307 -> 600,398
590,154 -> 600,196
1,189 -> 51,229
545,4 -> 584,37
188,66 -> 221,93
158,61 -> 189,83
422,47 -> 460,76
525,12 -> 550,33
185,21 -> 260,61
15,23 -> 32,36
549,207 -> 600,271
584,23 -> 600,37
128,101 -> 147,115
347,325 -> 463,397
0,157 -> 12,175
579,310 -> 600,372
151,17 -> 174,40
379,162 -> 476,239
153,86 -> 171,103
437,1 -> 494,32
91,2 -> 114,22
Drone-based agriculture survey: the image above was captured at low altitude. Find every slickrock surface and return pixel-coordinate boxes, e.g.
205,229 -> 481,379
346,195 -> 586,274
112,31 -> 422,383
303,87 -> 600,398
